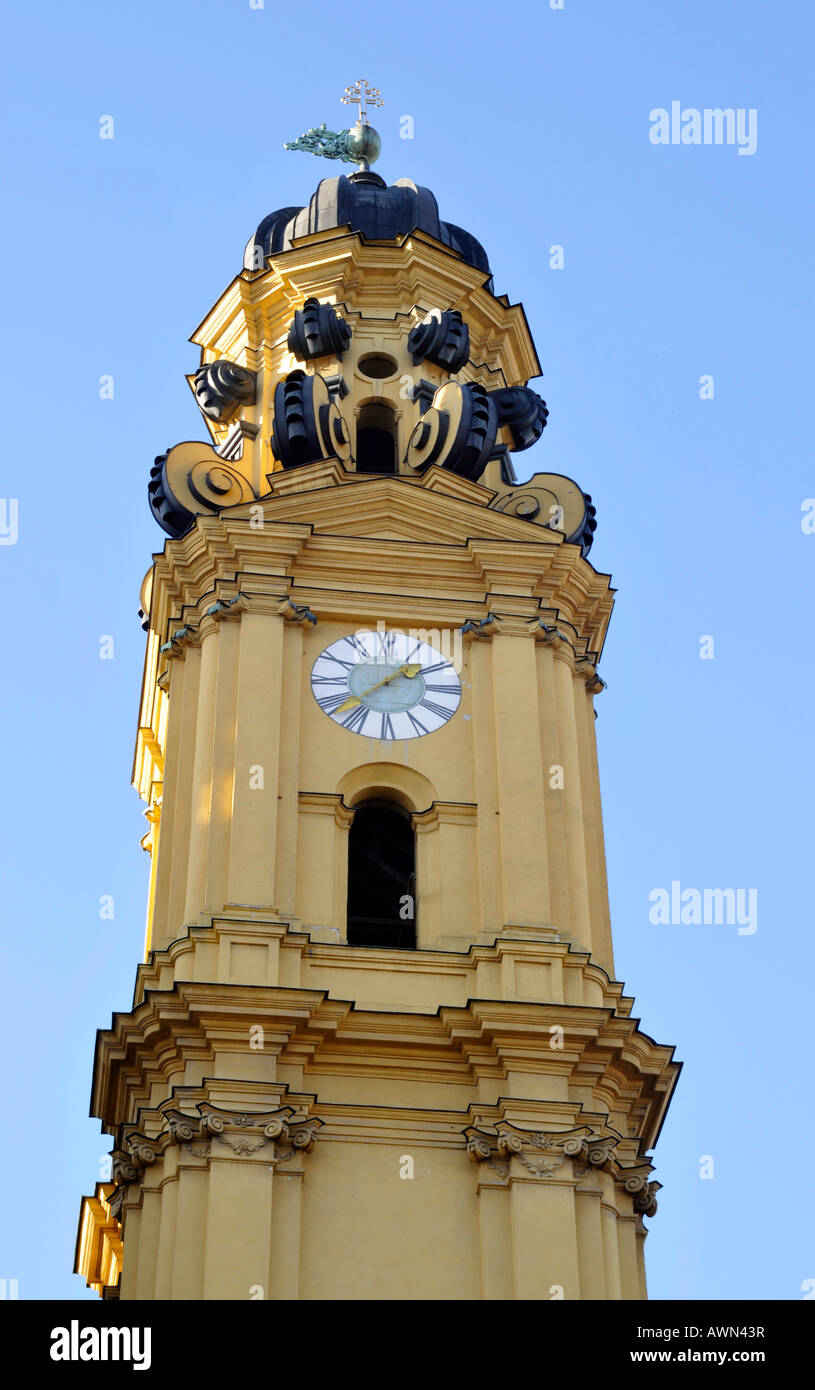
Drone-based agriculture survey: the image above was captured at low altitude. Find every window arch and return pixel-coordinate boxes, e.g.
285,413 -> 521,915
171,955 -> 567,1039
347,800 -> 416,948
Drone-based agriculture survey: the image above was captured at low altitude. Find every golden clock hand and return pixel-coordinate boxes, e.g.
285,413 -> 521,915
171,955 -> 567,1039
333,662 -> 422,714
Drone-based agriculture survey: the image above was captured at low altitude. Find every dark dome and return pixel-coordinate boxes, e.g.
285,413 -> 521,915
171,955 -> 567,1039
244,171 -> 493,289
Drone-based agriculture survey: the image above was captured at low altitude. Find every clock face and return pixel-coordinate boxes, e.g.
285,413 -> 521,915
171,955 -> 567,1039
311,631 -> 461,740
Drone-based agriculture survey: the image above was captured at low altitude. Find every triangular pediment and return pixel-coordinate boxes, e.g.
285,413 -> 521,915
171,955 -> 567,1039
255,464 -> 567,549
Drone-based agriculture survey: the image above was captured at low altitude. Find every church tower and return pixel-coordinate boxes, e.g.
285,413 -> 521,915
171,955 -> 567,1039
76,87 -> 679,1302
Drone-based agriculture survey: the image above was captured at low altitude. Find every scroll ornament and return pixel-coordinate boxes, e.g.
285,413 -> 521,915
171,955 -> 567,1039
107,1106 -> 321,1215
193,361 -> 257,423
404,380 -> 550,483
488,472 -> 597,557
271,369 -> 353,469
407,308 -> 470,373
148,441 -> 258,538
405,381 -> 499,481
464,1124 -> 660,1216
491,385 -> 549,451
287,298 -> 352,360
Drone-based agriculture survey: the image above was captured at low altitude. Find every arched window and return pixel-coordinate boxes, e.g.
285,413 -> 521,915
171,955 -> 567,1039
355,402 -> 397,474
347,801 -> 416,948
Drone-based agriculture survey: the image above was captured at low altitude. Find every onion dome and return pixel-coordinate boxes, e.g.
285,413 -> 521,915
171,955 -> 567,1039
244,170 -> 493,290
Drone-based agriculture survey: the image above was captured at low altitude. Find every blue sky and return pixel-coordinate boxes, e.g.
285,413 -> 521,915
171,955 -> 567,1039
1,0 -> 812,1300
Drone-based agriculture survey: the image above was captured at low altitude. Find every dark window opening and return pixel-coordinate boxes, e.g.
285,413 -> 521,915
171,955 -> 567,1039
347,803 -> 416,948
356,403 -> 397,474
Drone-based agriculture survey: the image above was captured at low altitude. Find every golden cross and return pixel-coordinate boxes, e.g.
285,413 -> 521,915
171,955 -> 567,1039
341,79 -> 384,125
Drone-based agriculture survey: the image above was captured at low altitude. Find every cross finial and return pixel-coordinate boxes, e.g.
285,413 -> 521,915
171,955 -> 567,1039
341,79 -> 384,126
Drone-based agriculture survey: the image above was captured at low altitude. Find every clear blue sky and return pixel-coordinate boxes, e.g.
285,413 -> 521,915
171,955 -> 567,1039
1,0 -> 812,1301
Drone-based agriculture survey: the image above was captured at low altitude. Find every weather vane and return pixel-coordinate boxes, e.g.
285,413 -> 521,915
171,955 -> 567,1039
284,79 -> 384,171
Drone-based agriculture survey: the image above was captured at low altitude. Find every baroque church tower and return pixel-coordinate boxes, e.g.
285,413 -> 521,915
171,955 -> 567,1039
76,87 -> 679,1301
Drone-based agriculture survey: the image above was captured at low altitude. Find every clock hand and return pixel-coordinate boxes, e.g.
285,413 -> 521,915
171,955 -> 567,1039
334,662 -> 422,714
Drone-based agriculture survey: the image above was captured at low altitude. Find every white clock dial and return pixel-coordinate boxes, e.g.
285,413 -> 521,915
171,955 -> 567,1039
311,630 -> 461,739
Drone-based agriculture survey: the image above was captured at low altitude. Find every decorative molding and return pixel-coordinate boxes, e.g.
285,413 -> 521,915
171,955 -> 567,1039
323,373 -> 350,402
139,795 -> 162,855
158,623 -> 198,657
536,621 -> 605,686
460,614 -> 496,643
267,456 -> 351,496
94,975 -> 678,1161
74,1183 -> 123,1295
200,233 -> 542,410
408,378 -> 437,414
158,595 -> 251,661
621,1170 -> 661,1218
463,1123 -> 660,1216
204,596 -> 244,621
107,1105 -> 321,1214
278,598 -> 317,626
485,613 -> 542,639
298,791 -> 355,829
217,419 -> 260,462
412,801 -> 477,834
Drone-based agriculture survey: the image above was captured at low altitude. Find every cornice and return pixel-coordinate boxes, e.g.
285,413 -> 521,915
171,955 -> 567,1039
146,480 -> 614,664
156,588 -> 317,667
132,914 -> 635,1016
412,801 -> 478,833
298,791 -> 355,828
191,231 -> 540,387
93,972 -> 679,1155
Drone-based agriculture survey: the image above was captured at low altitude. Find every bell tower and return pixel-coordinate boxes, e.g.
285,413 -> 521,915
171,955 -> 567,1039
76,90 -> 679,1302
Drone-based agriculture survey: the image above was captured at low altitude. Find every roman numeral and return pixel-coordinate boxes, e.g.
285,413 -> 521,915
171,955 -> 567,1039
423,682 -> 458,693
340,704 -> 369,733
419,698 -> 455,720
379,713 -> 396,740
418,660 -> 450,675
316,692 -> 349,713
325,653 -> 355,671
376,631 -> 398,661
312,675 -> 348,686
406,710 -> 429,736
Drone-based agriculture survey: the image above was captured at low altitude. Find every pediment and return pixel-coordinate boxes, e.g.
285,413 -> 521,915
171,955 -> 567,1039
257,465 -> 566,549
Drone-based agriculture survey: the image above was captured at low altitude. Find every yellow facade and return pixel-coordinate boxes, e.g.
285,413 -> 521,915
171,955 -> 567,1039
77,169 -> 678,1301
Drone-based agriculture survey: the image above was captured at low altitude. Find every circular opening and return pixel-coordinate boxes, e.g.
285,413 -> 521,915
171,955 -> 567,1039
358,353 -> 398,380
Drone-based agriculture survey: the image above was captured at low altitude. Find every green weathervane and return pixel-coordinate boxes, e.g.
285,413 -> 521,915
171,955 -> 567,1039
284,79 -> 384,170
